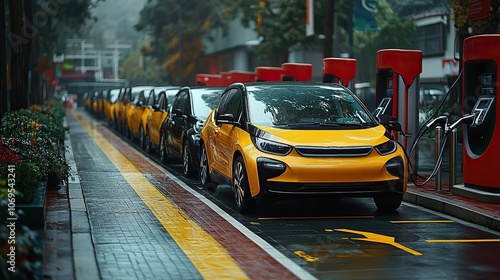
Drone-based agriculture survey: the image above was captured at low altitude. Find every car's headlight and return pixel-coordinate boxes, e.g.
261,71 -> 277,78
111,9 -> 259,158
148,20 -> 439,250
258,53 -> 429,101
194,120 -> 204,134
375,140 -> 397,156
251,137 -> 292,156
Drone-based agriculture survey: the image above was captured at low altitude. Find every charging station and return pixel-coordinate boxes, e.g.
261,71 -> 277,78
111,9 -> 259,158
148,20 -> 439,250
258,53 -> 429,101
322,58 -> 356,87
374,49 -> 422,149
229,70 -> 256,84
462,34 -> 500,190
195,74 -> 223,86
255,66 -> 282,82
220,72 -> 233,86
281,63 -> 313,81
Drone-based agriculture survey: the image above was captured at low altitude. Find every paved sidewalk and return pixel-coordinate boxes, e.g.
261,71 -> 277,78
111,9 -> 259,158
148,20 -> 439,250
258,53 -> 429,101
405,182 -> 500,232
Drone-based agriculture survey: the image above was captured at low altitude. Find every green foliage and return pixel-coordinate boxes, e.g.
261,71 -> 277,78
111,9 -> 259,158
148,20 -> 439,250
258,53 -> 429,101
135,0 -> 221,83
452,0 -> 500,38
121,48 -> 162,85
0,101 -> 71,200
354,0 -> 417,83
34,0 -> 107,54
228,0 -> 327,64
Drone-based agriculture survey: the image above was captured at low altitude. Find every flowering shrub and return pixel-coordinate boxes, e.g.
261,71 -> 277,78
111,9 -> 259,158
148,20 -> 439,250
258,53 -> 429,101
0,142 -> 41,203
0,100 -> 70,202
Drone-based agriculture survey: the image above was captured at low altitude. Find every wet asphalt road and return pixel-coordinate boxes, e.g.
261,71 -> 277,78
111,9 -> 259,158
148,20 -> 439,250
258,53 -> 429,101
171,167 -> 500,280
90,110 -> 500,280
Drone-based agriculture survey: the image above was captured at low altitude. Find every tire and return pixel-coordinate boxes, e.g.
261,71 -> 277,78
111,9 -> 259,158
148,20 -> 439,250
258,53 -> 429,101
159,135 -> 169,164
373,193 -> 403,211
182,141 -> 195,178
139,125 -> 145,149
232,156 -> 256,214
200,144 -> 215,190
125,122 -> 131,140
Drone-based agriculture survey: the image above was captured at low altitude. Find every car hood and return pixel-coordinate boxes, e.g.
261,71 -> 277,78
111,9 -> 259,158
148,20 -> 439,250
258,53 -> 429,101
250,124 -> 391,147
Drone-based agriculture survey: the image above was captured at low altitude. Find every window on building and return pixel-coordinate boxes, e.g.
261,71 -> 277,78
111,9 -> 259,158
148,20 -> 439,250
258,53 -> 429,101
412,23 -> 445,56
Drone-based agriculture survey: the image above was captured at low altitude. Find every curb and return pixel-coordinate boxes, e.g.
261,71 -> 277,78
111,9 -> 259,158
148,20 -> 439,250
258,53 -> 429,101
403,189 -> 500,232
65,131 -> 101,280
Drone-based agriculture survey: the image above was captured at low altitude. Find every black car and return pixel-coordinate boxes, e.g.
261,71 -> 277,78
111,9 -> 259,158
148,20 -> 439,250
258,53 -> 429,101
160,86 -> 223,177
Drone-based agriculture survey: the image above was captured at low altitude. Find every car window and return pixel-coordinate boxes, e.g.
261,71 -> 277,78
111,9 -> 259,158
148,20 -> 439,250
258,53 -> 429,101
191,88 -> 222,120
146,90 -> 156,106
218,89 -> 242,121
246,84 -> 375,127
157,93 -> 167,110
173,90 -> 189,114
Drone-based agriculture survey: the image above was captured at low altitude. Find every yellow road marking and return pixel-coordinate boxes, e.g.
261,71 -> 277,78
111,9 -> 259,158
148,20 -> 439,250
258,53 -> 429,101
334,228 -> 423,256
73,111 -> 249,279
391,220 -> 454,223
426,239 -> 500,243
294,251 -> 319,262
258,216 -> 374,220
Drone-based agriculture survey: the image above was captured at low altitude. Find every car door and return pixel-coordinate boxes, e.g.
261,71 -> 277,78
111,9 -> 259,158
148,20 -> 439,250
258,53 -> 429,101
167,89 -> 189,158
213,88 -> 242,178
148,92 -> 167,145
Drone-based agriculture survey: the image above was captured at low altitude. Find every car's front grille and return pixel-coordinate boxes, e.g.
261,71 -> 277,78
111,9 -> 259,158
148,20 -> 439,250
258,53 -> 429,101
294,146 -> 373,157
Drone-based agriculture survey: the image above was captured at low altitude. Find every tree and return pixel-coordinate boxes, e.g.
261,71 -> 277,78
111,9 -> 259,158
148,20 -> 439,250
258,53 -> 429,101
353,0 -> 416,83
135,0 -> 226,85
229,0 -> 330,65
121,46 -> 161,86
1,0 -> 105,114
451,0 -> 500,60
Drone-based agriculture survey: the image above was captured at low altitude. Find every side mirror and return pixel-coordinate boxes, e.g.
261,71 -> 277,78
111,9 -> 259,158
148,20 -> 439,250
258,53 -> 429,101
172,108 -> 183,117
378,114 -> 402,132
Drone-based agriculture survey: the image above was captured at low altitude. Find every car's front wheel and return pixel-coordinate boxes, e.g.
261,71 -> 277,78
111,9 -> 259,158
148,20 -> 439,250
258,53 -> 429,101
373,193 -> 403,211
183,142 -> 195,178
232,156 -> 256,214
200,145 -> 215,190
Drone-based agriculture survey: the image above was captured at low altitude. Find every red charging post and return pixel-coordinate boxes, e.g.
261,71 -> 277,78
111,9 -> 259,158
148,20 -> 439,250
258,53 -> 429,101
281,62 -> 313,81
229,70 -> 256,83
195,74 -> 223,86
322,58 -> 356,86
220,72 -> 233,87
375,49 -> 422,149
462,34 -> 500,191
255,66 -> 282,82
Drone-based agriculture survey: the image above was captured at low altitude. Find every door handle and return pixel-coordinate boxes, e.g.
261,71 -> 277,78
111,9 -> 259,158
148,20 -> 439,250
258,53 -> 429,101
214,129 -> 219,136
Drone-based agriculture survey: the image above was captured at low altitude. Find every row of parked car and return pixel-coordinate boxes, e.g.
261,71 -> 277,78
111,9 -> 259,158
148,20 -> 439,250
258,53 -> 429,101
84,81 -> 408,214
84,85 -> 224,177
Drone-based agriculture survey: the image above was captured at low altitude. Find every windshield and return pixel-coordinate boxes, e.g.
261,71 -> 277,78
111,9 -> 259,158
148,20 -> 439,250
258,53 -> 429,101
246,84 -> 376,128
191,88 -> 223,120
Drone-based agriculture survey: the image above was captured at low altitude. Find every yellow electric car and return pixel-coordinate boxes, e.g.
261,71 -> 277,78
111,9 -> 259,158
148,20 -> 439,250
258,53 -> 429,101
199,82 -> 408,213
140,86 -> 179,149
144,88 -> 179,154
125,86 -> 154,141
104,88 -> 122,126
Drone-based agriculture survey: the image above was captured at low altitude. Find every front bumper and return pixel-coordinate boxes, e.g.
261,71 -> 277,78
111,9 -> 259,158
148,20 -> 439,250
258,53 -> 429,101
246,149 -> 407,199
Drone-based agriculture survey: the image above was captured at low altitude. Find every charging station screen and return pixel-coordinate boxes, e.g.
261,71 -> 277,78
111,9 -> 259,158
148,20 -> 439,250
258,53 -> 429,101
481,73 -> 495,95
386,78 -> 393,96
481,73 -> 493,86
